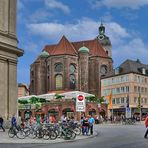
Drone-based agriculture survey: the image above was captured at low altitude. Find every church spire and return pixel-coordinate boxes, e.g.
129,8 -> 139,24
99,22 -> 105,35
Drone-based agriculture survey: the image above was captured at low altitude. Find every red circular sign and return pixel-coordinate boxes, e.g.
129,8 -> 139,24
78,95 -> 84,101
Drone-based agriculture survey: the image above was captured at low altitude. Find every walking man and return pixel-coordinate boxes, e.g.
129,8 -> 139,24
0,116 -> 5,132
88,115 -> 95,135
144,114 -> 148,138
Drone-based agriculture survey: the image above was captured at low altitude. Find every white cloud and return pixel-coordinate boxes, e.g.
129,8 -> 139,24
27,18 -> 129,43
91,0 -> 148,9
113,38 -> 148,67
45,0 -> 70,13
28,9 -> 52,23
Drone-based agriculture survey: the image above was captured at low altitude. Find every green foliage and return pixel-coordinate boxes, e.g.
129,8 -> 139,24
55,94 -> 64,100
35,103 -> 42,110
85,96 -> 105,104
85,96 -> 97,102
18,99 -> 29,104
18,96 -> 46,106
99,96 -> 105,104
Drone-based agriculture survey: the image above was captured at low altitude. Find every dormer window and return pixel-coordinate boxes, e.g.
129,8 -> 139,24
138,67 -> 146,75
142,68 -> 146,74
115,67 -> 120,75
146,69 -> 148,75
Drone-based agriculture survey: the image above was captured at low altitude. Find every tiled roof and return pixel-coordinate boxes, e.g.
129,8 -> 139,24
102,59 -> 148,78
50,36 -> 77,55
43,36 -> 109,58
119,59 -> 148,74
72,39 -> 108,57
43,45 -> 56,54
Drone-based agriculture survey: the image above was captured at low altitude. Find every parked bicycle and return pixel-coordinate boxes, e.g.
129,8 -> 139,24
8,125 -> 26,139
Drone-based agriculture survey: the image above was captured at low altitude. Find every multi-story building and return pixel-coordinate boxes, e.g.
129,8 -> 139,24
18,83 -> 29,97
101,59 -> 148,117
30,23 -> 113,97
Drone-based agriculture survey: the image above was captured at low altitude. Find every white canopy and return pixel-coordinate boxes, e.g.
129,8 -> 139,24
18,95 -> 37,100
59,91 -> 95,99
18,93 -> 56,101
38,93 -> 56,100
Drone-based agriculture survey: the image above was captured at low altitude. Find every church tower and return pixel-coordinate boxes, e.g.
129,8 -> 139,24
78,46 -> 89,92
0,0 -> 24,119
97,23 -> 112,58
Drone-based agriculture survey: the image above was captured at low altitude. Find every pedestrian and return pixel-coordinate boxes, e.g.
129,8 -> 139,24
11,114 -> 19,131
82,116 -> 89,135
144,114 -> 148,138
88,115 -> 95,135
0,116 -> 5,132
11,114 -> 17,127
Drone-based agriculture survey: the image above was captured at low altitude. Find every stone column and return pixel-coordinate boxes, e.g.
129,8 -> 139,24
0,0 -> 24,120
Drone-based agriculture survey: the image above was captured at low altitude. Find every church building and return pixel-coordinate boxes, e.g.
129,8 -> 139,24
30,23 -> 113,97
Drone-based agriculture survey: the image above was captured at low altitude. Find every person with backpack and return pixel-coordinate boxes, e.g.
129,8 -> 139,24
0,116 -> 5,132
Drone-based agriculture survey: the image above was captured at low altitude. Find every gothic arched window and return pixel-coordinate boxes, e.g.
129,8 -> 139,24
70,74 -> 76,90
100,65 -> 108,75
55,63 -> 63,72
69,64 -> 76,74
55,74 -> 63,89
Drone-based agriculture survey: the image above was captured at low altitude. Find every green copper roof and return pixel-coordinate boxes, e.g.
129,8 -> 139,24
40,51 -> 49,57
78,46 -> 89,53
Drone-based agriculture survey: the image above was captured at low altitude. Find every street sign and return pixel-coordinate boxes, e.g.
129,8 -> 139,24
126,107 -> 131,118
76,95 -> 85,112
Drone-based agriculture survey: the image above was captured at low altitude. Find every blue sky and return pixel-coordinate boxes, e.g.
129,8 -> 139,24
17,0 -> 148,85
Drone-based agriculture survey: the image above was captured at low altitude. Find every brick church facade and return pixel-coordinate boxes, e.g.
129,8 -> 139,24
30,23 -> 113,97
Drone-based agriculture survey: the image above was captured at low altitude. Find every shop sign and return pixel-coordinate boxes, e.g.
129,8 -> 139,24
18,104 -> 31,110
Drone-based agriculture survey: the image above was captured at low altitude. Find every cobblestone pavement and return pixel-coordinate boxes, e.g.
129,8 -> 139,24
0,122 -> 144,144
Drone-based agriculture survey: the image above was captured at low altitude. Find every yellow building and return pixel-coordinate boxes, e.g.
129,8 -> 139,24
101,59 -> 148,118
18,83 -> 29,97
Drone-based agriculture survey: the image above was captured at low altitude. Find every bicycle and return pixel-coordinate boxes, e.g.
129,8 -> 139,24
8,125 -> 26,139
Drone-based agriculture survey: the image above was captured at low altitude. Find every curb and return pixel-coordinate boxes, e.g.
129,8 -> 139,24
0,130 -> 98,144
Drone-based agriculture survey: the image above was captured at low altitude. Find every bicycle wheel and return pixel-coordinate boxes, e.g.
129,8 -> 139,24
36,129 -> 44,138
16,130 -> 26,139
8,128 -> 15,138
55,129 -> 60,137
28,130 -> 37,139
63,130 -> 72,140
50,131 -> 57,140
70,130 -> 76,139
73,127 -> 81,135
23,127 -> 31,137
43,130 -> 50,140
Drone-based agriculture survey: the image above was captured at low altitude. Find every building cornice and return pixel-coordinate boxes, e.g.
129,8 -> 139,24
0,41 -> 24,57
101,72 -> 148,80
